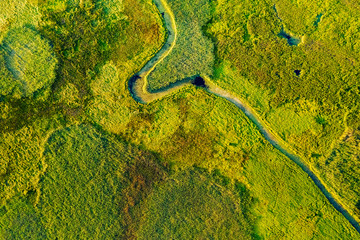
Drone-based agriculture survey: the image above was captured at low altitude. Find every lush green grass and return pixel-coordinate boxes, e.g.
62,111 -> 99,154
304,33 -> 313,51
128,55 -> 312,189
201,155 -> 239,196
137,168 -> 256,239
0,196 -> 46,239
0,117 -> 61,206
0,1 -> 167,238
1,124 -> 167,239
118,87 -> 359,239
39,125 -> 127,239
0,0 -> 360,238
0,0 -> 54,98
0,0 -> 133,208
88,0 -> 166,134
208,0 -> 360,221
266,103 -> 322,138
146,0 -> 214,91
86,0 -> 360,235
1,27 -> 58,97
208,0 -> 360,152
322,128 -> 360,221
0,0 -> 41,39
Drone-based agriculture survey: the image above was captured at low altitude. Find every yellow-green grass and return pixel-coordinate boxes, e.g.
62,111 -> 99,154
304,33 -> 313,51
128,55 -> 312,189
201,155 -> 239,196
83,0 -> 360,232
96,69 -> 359,238
137,168 -> 256,239
1,124 -> 167,239
0,196 -> 46,239
0,1 -> 167,238
0,0 -> 359,238
208,0 -> 360,222
0,0 -> 56,98
0,0 -> 164,206
0,0 -> 41,39
88,0 -> 166,133
320,128 -> 360,223
207,0 -> 360,155
1,27 -> 58,97
0,116 -> 62,207
146,0 -> 214,91
38,125 -> 127,239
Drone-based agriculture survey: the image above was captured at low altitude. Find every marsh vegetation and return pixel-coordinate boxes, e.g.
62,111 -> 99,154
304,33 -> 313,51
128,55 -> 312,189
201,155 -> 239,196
0,0 -> 359,239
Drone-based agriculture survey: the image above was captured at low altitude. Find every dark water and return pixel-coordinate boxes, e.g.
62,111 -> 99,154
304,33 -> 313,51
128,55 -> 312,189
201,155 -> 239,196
278,28 -> 301,46
273,5 -> 301,46
314,13 -> 323,27
128,75 -> 144,103
192,76 -> 206,88
294,70 -> 301,76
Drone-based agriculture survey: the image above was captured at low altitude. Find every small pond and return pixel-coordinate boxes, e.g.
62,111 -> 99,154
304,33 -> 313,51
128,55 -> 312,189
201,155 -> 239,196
278,28 -> 301,46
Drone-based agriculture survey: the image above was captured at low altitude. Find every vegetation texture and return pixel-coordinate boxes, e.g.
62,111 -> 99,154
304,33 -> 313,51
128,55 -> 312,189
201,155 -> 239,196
207,0 -> 360,223
0,0 -> 359,239
1,27 -> 58,97
146,0 -> 214,91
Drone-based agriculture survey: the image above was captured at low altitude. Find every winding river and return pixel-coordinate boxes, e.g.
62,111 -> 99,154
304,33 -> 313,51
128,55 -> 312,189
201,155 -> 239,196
128,0 -> 360,233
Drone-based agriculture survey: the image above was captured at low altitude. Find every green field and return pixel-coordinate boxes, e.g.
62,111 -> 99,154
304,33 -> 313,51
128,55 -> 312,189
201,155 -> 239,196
146,0 -> 214,91
207,0 -> 360,222
0,0 -> 360,239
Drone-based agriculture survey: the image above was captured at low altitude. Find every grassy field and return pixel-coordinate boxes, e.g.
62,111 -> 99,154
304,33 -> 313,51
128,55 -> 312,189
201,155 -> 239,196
137,168 -> 256,239
39,125 -> 127,239
0,196 -> 47,239
116,86 -> 359,239
0,27 -> 57,97
146,0 -> 214,91
0,0 -> 359,238
208,0 -> 360,222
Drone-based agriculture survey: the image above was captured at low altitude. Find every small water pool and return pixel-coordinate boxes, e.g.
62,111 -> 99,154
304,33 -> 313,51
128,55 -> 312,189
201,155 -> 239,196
278,28 -> 301,46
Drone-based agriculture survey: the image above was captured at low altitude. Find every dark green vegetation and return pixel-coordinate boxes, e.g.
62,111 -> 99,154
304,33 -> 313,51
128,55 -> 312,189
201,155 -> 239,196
207,0 -> 360,223
0,124 -> 167,239
0,196 -> 47,239
0,0 -> 360,239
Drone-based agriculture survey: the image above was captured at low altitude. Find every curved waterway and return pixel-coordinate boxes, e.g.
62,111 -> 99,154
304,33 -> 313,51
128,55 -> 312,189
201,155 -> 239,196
128,0 -> 360,233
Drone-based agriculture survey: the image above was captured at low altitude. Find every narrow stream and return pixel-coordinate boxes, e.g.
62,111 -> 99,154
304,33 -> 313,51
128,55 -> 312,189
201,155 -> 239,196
128,0 -> 360,233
